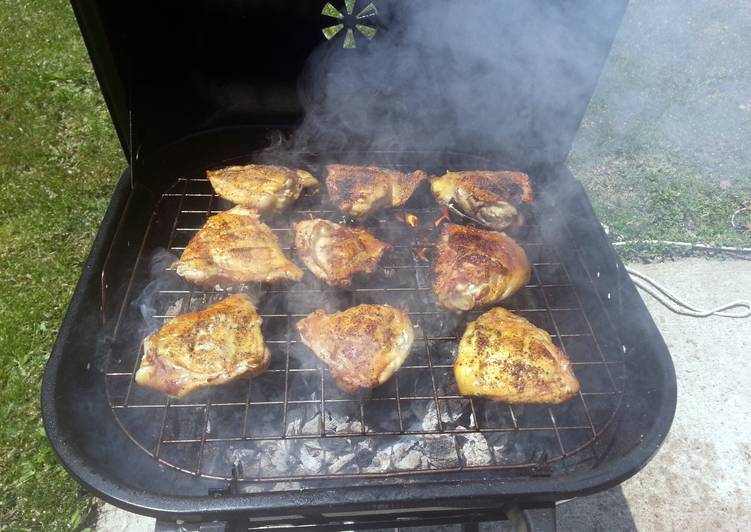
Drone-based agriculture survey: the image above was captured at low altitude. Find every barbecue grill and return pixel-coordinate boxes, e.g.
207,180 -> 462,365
42,1 -> 676,530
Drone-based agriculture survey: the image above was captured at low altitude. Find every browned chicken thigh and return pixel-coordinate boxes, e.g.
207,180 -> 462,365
454,307 -> 580,403
296,305 -> 414,393
135,294 -> 271,398
431,170 -> 533,230
207,164 -> 318,214
174,206 -> 303,287
326,164 -> 428,218
294,219 -> 391,287
433,224 -> 530,311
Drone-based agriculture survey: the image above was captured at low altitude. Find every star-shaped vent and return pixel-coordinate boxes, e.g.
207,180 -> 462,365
322,0 -> 378,49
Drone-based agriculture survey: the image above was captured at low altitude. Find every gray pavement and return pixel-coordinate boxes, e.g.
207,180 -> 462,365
96,258 -> 751,531
559,258 -> 751,532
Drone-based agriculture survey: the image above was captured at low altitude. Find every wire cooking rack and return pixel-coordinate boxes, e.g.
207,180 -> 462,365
104,164 -> 625,484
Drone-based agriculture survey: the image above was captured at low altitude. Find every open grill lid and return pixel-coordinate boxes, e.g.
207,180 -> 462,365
72,0 -> 627,170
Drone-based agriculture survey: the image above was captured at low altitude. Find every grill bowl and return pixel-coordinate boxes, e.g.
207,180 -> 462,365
42,129 -> 676,521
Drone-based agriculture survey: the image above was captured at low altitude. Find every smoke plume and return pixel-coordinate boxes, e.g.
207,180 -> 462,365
261,0 -> 624,170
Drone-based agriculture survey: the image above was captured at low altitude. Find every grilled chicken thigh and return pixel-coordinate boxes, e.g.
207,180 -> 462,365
454,307 -> 579,403
326,164 -> 428,218
296,305 -> 414,393
207,164 -> 318,214
433,224 -> 530,311
174,206 -> 303,287
431,171 -> 533,230
135,294 -> 271,398
294,219 -> 391,287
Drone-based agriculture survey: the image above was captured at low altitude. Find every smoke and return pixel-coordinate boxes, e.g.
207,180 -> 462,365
90,249 -> 181,374
130,248 -> 268,338
133,249 -> 183,335
260,0 -> 624,170
570,0 -> 751,184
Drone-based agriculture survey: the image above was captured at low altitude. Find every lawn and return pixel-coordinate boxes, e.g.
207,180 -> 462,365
569,0 -> 751,258
0,0 -> 120,529
0,0 -> 749,531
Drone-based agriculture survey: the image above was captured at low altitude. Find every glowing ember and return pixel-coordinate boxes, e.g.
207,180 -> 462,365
435,206 -> 450,227
416,248 -> 429,262
395,212 -> 419,228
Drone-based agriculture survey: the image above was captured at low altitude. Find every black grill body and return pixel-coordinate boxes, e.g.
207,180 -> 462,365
43,0 -> 676,528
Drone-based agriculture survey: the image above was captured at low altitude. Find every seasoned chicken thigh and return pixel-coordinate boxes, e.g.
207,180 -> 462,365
431,171 -> 533,230
433,224 -> 530,311
294,219 -> 391,287
135,294 -> 271,398
207,164 -> 318,214
174,206 -> 303,287
454,307 -> 579,404
296,305 -> 414,393
326,164 -> 428,218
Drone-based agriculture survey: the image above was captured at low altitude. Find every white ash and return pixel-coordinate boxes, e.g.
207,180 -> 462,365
485,432 -> 538,466
257,440 -> 294,474
438,400 -> 475,427
220,428 -> 498,481
327,455 -> 356,474
456,432 -> 493,467
215,389 -> 504,481
323,407 -> 364,434
228,447 -> 260,477
359,434 -> 466,472
284,405 -> 322,436
422,434 -> 461,469
301,412 -> 323,435
284,417 -> 303,436
421,401 -> 439,431
165,299 -> 183,318
284,403 -> 366,436
360,436 -> 423,472
298,441 -> 325,474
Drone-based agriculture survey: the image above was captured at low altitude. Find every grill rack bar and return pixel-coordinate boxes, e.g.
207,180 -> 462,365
104,172 -> 625,483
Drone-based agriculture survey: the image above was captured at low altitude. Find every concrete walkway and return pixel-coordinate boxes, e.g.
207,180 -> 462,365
559,258 -> 751,532
96,258 -> 751,531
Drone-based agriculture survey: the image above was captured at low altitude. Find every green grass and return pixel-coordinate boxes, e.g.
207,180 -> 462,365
0,0 -> 120,529
569,0 -> 751,259
570,89 -> 751,258
570,149 -> 751,259
0,0 -> 749,530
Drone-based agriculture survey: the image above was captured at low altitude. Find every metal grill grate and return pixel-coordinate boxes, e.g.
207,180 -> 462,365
104,160 -> 625,484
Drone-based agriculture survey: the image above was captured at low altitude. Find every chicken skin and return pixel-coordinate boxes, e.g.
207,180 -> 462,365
326,164 -> 429,218
296,305 -> 414,393
433,224 -> 530,311
207,164 -> 318,214
431,171 -> 533,230
135,294 -> 271,399
294,219 -> 391,287
454,307 -> 579,404
174,206 -> 303,287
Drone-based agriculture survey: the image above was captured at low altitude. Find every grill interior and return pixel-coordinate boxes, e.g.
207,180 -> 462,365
102,152 -> 625,485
